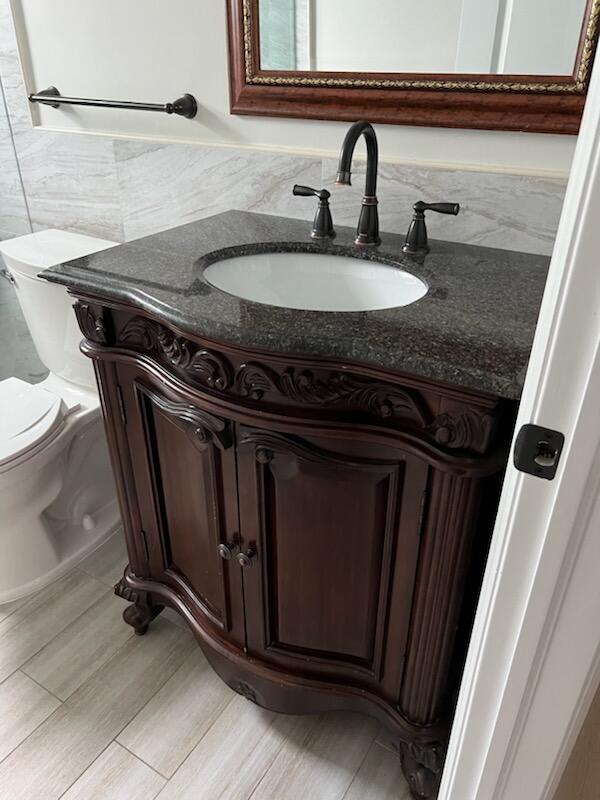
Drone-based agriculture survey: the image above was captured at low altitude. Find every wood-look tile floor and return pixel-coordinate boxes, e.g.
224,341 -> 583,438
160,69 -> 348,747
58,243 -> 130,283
0,532 -> 411,800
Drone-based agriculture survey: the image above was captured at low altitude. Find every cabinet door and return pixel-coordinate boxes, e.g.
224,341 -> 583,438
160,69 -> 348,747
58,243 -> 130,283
237,424 -> 428,696
115,363 -> 245,645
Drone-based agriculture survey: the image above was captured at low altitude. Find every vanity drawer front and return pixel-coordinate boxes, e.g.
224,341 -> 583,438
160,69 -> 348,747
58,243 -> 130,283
236,423 -> 427,695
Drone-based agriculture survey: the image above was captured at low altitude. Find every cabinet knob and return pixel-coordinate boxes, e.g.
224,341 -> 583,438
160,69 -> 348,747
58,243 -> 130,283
217,540 -> 239,560
237,546 -> 257,568
256,448 -> 273,464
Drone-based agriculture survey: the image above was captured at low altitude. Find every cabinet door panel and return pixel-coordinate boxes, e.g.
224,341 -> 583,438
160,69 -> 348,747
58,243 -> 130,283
149,404 -> 231,625
116,364 -> 244,644
238,426 -> 427,691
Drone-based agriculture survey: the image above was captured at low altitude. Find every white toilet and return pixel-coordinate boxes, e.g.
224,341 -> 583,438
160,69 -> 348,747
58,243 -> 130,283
0,229 -> 121,604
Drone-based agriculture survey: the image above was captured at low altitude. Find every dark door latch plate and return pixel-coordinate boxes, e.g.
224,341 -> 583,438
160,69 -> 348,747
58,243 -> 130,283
513,424 -> 565,480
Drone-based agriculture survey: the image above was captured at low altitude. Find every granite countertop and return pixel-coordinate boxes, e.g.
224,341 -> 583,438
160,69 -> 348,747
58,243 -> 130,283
42,210 -> 550,400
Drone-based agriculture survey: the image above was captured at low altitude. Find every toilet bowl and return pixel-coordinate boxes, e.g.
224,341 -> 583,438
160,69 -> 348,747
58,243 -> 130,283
0,229 -> 120,604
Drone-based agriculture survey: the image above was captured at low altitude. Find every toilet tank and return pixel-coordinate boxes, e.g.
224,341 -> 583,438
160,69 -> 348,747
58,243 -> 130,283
0,230 -> 118,390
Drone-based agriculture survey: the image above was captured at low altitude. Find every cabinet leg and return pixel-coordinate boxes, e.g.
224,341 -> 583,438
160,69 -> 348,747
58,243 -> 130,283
399,740 -> 444,800
114,576 -> 163,636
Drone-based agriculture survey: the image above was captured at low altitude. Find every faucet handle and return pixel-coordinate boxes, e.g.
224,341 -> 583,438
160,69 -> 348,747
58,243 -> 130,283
413,201 -> 460,216
403,200 -> 460,255
293,185 -> 331,201
292,185 -> 335,240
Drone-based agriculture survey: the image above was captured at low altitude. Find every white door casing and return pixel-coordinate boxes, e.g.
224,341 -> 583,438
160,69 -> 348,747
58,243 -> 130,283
440,37 -> 600,800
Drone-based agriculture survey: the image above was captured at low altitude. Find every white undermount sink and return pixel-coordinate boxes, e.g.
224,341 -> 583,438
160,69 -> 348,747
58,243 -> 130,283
202,252 -> 428,312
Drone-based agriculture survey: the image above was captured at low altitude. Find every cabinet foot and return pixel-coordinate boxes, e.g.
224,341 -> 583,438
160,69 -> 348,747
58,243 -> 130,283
399,740 -> 444,800
114,576 -> 163,636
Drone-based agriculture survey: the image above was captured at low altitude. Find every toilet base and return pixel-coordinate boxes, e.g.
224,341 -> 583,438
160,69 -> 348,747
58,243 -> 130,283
0,502 -> 120,605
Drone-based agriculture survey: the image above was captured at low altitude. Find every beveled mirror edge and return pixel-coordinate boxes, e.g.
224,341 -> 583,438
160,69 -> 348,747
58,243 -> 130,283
226,0 -> 599,134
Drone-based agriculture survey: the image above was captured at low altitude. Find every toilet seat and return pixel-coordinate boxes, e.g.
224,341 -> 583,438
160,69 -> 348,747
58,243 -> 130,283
0,378 -> 72,470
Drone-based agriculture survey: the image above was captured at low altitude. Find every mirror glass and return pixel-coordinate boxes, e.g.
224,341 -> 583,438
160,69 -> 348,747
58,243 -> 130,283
258,0 -> 589,76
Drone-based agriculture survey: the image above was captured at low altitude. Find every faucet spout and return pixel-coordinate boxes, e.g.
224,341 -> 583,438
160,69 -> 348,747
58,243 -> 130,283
335,121 -> 380,246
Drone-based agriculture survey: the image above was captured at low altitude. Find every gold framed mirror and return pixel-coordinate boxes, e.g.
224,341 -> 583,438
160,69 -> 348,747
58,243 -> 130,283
227,0 -> 600,133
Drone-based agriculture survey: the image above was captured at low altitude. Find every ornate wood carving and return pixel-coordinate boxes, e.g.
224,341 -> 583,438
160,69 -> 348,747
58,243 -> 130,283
114,575 -> 163,635
235,681 -> 258,704
119,317 -> 232,391
73,301 -> 111,344
113,315 -> 500,454
399,740 -> 444,800
135,382 -> 232,451
236,361 -> 428,423
429,409 -> 498,452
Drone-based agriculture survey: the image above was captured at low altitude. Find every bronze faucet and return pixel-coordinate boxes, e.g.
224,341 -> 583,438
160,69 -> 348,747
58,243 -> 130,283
335,121 -> 380,247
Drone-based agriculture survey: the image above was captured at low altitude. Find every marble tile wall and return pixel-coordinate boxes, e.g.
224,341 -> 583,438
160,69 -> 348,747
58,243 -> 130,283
0,91 -> 30,241
0,0 -> 567,255
0,41 -> 30,242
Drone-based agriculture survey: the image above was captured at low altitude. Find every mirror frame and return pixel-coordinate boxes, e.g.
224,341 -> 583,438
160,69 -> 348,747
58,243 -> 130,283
227,0 -> 600,134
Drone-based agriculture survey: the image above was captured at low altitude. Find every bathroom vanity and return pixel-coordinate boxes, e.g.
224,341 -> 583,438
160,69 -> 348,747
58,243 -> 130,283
43,211 -> 549,799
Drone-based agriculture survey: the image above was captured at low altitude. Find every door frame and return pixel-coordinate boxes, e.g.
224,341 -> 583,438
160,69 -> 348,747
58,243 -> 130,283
440,45 -> 600,800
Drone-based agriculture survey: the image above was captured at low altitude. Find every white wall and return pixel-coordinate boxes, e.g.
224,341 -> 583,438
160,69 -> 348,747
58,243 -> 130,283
497,0 -> 588,75
456,0 -> 587,76
313,0 -> 463,73
10,0 -> 576,175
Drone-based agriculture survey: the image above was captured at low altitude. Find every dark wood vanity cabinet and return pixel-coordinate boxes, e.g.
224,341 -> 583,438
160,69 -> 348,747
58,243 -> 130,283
75,298 -> 513,800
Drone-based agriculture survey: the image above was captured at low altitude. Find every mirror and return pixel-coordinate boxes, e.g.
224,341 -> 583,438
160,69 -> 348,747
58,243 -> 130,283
227,0 -> 600,133
258,0 -> 589,77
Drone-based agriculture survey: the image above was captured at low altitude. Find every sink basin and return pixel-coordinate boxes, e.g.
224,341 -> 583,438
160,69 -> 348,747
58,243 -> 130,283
202,252 -> 428,312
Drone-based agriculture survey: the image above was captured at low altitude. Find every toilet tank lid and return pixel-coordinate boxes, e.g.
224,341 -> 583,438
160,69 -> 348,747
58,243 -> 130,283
0,229 -> 118,276
0,378 -> 66,467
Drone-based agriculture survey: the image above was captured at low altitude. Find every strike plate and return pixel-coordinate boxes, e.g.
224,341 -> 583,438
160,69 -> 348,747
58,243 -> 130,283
513,424 -> 565,480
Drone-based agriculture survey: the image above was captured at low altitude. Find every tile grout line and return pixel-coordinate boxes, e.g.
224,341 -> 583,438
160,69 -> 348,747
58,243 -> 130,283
374,734 -> 398,756
0,614 -> 155,775
17,668 -> 64,704
0,665 -> 22,689
55,738 -> 117,800
56,740 -> 166,800
52,621 -> 194,799
0,576 -> 117,693
154,694 -> 240,797
0,570 -> 110,658
340,732 -> 380,800
76,566 -> 121,591
0,676 -> 64,768
117,740 -> 170,781
2,620 -> 192,798
15,584 -> 115,684
0,574 -> 79,635
106,630 -> 203,770
245,713 -> 324,800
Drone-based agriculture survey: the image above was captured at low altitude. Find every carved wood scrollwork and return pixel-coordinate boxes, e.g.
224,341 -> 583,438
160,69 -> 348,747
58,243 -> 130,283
136,382 -> 232,451
119,318 -> 232,391
236,361 -> 428,424
234,681 -> 258,704
114,575 -> 163,636
116,316 -> 498,453
429,409 -> 496,450
73,301 -> 111,345
399,740 -> 444,800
